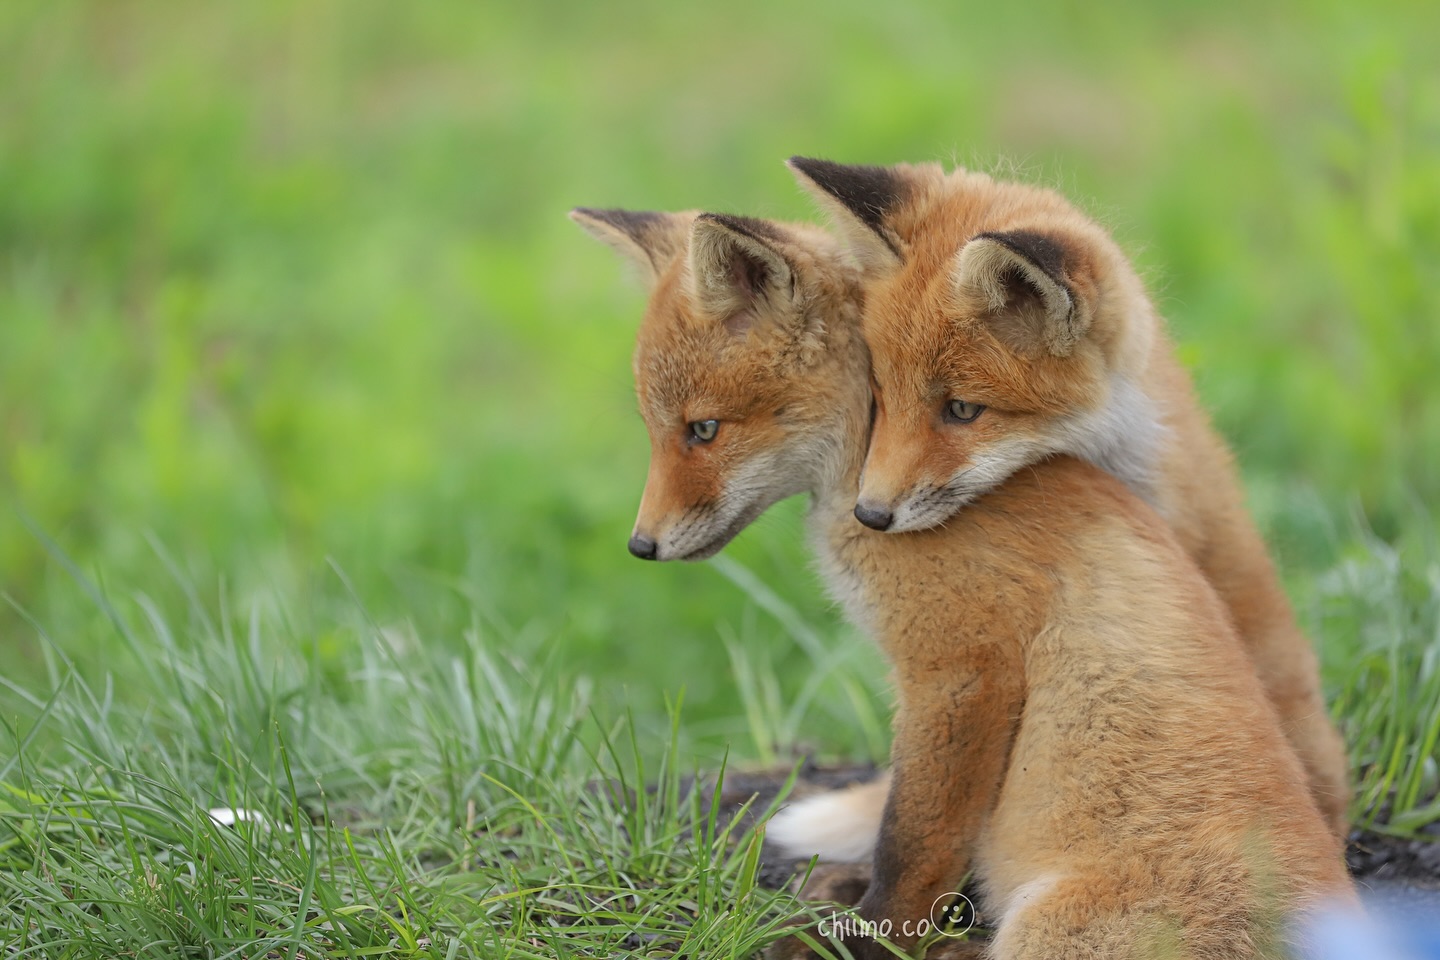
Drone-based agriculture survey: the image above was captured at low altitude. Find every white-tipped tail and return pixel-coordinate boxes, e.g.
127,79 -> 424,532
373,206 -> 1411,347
767,775 -> 890,863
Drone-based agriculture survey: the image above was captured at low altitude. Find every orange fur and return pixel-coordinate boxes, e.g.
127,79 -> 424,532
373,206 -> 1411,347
788,159 -> 1349,842
571,203 -> 1356,959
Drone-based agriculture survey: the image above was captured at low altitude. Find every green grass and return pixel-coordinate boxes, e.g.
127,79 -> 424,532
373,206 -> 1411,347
1318,524 -> 1440,833
2,532 -> 1438,956
2,0 -> 1439,955
0,558 -> 824,958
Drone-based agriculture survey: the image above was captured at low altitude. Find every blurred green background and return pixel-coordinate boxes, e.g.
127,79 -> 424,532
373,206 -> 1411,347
2,0 -> 1437,738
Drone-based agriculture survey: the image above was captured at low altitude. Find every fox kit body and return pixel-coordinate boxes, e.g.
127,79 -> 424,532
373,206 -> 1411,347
780,158 -> 1349,845
571,205 -> 1355,958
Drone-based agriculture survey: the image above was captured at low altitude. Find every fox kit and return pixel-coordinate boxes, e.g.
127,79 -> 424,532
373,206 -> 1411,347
571,206 -> 1355,959
779,157 -> 1349,846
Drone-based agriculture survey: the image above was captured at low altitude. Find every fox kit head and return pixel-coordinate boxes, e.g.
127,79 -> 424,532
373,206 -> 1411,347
789,157 -> 1163,533
570,207 -> 866,561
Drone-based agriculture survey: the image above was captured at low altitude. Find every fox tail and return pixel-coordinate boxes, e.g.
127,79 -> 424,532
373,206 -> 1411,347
765,774 -> 889,863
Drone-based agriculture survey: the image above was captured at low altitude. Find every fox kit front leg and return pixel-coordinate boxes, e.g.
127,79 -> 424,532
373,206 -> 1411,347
846,647 -> 1023,958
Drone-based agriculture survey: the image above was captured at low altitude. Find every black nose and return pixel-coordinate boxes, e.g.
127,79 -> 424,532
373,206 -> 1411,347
853,503 -> 894,531
628,533 -> 659,560
846,503 -> 892,532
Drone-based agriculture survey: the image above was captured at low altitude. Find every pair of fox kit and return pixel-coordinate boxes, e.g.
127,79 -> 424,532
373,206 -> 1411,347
572,158 -> 1356,958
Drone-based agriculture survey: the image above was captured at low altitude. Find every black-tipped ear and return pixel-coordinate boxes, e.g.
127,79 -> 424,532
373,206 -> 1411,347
787,157 -> 908,266
954,230 -> 1085,356
689,213 -> 796,335
569,208 -> 688,286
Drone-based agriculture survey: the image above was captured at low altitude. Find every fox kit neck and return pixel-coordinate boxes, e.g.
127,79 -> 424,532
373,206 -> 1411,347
1049,371 -> 1165,508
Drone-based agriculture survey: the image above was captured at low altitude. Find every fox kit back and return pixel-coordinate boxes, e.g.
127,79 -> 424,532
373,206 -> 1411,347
786,157 -> 1350,840
926,460 -> 1357,960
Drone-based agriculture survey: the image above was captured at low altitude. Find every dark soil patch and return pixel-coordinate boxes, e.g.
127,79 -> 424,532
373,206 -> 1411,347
1347,827 -> 1440,889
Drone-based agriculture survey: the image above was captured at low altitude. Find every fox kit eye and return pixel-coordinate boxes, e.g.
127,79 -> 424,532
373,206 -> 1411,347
689,419 -> 720,442
945,399 -> 986,424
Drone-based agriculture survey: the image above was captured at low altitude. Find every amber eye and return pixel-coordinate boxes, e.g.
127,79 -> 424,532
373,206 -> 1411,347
944,399 -> 986,424
689,419 -> 719,442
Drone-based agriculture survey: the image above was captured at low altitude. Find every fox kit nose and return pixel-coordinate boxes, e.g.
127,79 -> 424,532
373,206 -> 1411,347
628,533 -> 659,560
854,503 -> 894,531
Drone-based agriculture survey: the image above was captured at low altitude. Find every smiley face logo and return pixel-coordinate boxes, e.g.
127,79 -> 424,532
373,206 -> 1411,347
929,891 -> 976,938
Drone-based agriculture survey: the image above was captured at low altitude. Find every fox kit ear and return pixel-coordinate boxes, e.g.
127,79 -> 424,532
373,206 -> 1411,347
569,208 -> 688,286
688,213 -> 796,335
786,156 -> 908,269
955,230 -> 1086,356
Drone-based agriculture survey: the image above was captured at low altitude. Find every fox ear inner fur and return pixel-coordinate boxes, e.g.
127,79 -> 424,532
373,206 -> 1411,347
786,156 -> 908,268
569,207 -> 688,286
688,213 -> 796,336
955,230 -> 1087,357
